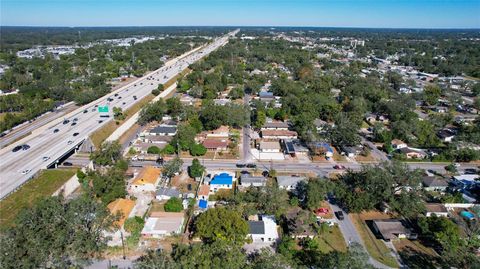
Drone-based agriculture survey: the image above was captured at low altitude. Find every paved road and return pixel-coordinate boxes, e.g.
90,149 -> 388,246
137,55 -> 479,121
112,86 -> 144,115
0,102 -> 77,149
241,94 -> 252,163
0,29 -> 239,199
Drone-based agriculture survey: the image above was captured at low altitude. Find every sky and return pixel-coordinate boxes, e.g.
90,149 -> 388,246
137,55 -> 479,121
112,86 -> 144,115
1,0 -> 479,28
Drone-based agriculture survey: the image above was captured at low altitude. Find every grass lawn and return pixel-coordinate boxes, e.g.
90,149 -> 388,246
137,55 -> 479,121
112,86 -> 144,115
316,225 -> 348,253
394,239 -> 440,268
0,168 -> 76,230
350,213 -> 399,268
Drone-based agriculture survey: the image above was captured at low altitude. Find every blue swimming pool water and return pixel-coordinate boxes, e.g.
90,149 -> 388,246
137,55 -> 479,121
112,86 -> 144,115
461,211 -> 475,219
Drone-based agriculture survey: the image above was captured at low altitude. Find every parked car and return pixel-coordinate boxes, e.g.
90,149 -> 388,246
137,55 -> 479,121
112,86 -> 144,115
333,165 -> 346,169
63,162 -> 73,166
236,163 -> 246,168
335,211 -> 345,220
246,163 -> 257,168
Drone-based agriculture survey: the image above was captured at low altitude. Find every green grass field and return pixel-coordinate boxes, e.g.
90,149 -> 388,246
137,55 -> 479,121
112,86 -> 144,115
0,169 -> 76,230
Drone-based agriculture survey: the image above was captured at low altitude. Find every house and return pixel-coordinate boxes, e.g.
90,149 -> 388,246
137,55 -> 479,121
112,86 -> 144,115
425,203 -> 449,217
239,174 -> 267,188
141,212 -> 184,238
422,176 -> 448,192
309,142 -> 334,158
198,185 -> 210,200
248,215 -> 279,243
179,94 -> 195,105
283,140 -> 309,156
106,198 -> 136,246
398,147 -> 427,159
391,139 -> 407,149
437,129 -> 456,143
144,125 -> 177,136
198,199 -> 208,210
202,138 -> 229,151
214,98 -> 231,106
156,187 -> 181,201
365,113 -> 377,123
131,166 -> 162,192
341,146 -> 362,158
313,119 -> 329,133
259,91 -> 274,99
107,198 -> 136,228
261,130 -> 298,140
372,219 -> 412,241
259,141 -> 281,153
261,121 -> 289,131
452,174 -> 480,189
277,176 -> 306,191
209,173 -> 233,193
206,125 -> 230,138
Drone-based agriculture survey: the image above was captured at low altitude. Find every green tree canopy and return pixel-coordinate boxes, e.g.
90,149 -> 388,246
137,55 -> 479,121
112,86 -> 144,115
194,207 -> 249,245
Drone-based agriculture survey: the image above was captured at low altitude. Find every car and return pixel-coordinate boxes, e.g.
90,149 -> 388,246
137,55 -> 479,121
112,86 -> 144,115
246,163 -> 257,168
262,170 -> 269,177
236,163 -> 246,168
140,82 -> 143,85
114,93 -> 119,97
91,108 -> 96,112
150,83 -> 153,85
73,118 -> 78,122
465,168 -> 478,174
83,110 -> 88,113
22,144 -> 30,150
21,169 -> 31,175
118,96 -> 122,99
63,119 -> 70,124
333,165 -> 346,169
0,132 -> 6,138
187,184 -> 192,191
335,211 -> 345,220
122,102 -> 126,105
67,140 -> 73,145
53,128 -> 59,133
63,162 -> 73,166
98,120 -> 103,123
73,132 -> 79,137
12,145 -> 22,152
42,156 -> 50,162
71,122 -> 77,126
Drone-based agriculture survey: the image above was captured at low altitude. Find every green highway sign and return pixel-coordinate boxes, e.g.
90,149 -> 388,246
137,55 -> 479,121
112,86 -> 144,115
98,106 -> 109,113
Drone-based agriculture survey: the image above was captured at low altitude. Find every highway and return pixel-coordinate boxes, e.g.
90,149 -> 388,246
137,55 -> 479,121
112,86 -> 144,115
0,29 -> 239,199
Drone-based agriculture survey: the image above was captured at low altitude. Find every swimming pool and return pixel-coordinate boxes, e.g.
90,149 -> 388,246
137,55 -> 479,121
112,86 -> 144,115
461,211 -> 475,220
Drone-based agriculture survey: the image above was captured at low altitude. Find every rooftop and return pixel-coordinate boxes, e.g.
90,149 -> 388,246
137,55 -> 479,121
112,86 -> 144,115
210,173 -> 233,185
373,219 -> 409,240
107,198 -> 135,227
133,166 -> 161,185
277,176 -> 306,187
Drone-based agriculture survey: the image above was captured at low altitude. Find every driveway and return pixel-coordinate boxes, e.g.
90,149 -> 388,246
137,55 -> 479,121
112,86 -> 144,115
329,201 -> 397,269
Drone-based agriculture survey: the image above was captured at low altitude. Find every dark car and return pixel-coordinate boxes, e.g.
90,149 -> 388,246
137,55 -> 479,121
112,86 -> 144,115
187,184 -> 192,191
246,163 -> 257,168
53,129 -> 59,133
236,163 -> 246,168
83,110 -> 88,113
98,120 -> 103,124
63,119 -> 70,124
73,132 -> 79,137
73,118 -> 78,122
465,168 -> 478,174
0,132 -> 6,138
262,170 -> 269,177
63,162 -> 73,166
12,145 -> 22,152
118,96 -> 122,99
71,122 -> 77,126
333,165 -> 346,169
22,144 -> 30,150
122,102 -> 126,105
335,211 -> 345,220
114,93 -> 119,97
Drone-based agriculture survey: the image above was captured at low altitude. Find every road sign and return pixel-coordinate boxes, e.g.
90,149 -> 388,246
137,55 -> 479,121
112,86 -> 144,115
98,106 -> 109,113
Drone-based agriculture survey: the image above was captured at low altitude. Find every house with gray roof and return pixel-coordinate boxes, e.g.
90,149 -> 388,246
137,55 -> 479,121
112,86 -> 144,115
239,174 -> 267,188
156,187 -> 181,201
277,176 -> 306,191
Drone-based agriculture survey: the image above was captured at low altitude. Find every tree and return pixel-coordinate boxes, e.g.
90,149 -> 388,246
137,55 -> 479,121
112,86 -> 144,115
194,207 -> 249,245
0,195 -> 116,269
189,143 -> 207,156
163,157 -> 183,178
90,140 -> 122,166
166,97 -> 183,118
327,113 -> 361,147
135,249 -> 177,269
253,110 -> 266,129
162,144 -> 176,155
249,249 -> 291,269
172,123 -> 197,151
124,216 -> 145,234
164,197 -> 183,212
157,83 -> 164,91
151,89 -> 160,96
147,145 -> 161,154
138,99 -> 166,125
423,84 -> 442,105
112,106 -> 125,120
88,165 -> 127,204
334,161 -> 424,217
188,158 -> 205,178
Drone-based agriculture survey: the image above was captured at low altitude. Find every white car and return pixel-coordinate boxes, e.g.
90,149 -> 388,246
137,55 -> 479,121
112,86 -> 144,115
21,169 -> 31,175
67,140 -> 73,145
42,156 -> 50,162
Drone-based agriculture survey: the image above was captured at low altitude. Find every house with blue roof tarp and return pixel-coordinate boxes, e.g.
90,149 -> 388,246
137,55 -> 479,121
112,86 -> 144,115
198,199 -> 208,209
209,172 -> 233,193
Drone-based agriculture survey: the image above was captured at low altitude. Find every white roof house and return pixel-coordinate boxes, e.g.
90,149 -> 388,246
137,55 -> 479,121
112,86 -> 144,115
277,176 -> 306,191
248,215 -> 279,243
141,212 -> 184,238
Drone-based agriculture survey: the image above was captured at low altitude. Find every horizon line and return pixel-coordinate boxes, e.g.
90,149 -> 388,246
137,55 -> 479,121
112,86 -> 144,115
1,25 -> 479,30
